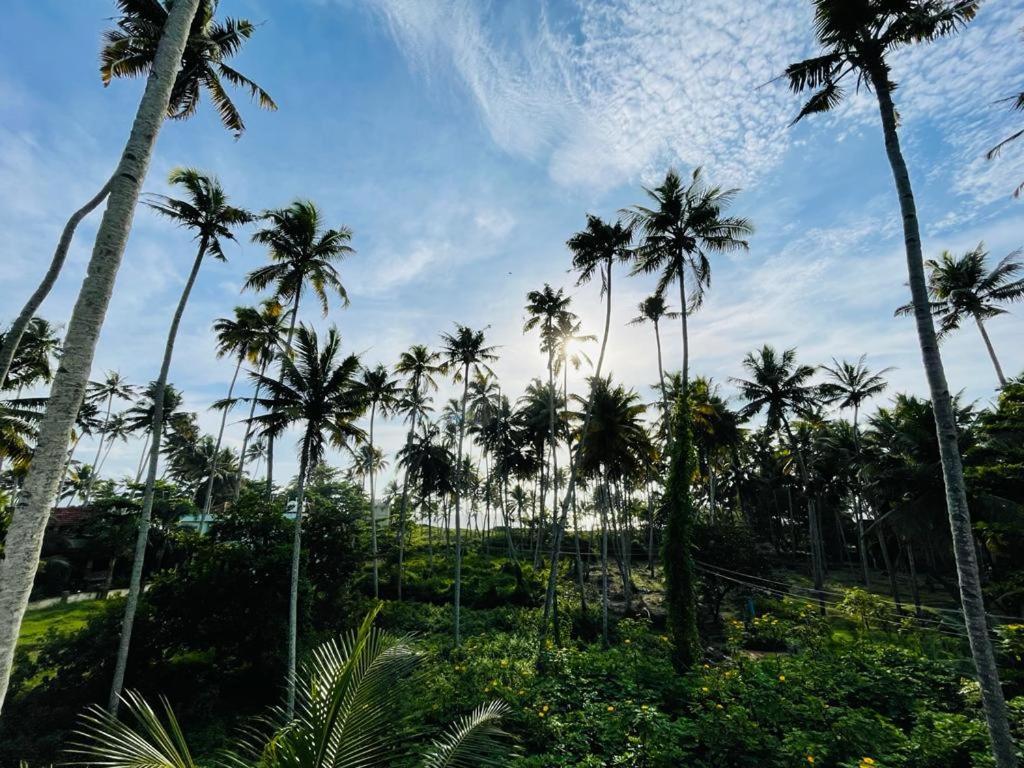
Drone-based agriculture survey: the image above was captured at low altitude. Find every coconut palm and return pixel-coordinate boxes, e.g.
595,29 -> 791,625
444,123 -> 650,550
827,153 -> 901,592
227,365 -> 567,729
623,168 -> 752,388
393,345 -> 444,598
538,215 -> 632,647
354,363 -> 400,598
896,245 -> 1024,387
986,58 -> 1024,197
124,382 -> 185,482
109,168 -> 251,713
72,609 -> 515,768
820,356 -> 892,586
784,2 -> 1014,760
84,372 -> 137,503
439,325 -> 497,647
0,0 -> 275,395
244,200 -> 355,492
630,295 -> 680,442
247,324 -> 364,716
732,346 -> 825,612
0,318 -> 62,393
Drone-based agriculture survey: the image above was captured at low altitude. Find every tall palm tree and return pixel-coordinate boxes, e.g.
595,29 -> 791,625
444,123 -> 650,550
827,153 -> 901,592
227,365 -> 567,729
233,300 -> 290,499
784,3 -> 1015,762
109,168 -> 251,713
820,356 -> 892,586
0,318 -> 62,393
732,346 -> 824,612
0,0 -> 204,713
539,215 -> 632,647
393,345 -> 444,598
84,372 -> 137,503
896,245 -> 1024,387
244,200 -> 355,492
629,295 -> 680,442
524,285 -> 574,568
623,168 -> 752,388
0,0 -> 275,392
439,325 -> 497,647
354,363 -> 400,598
247,325 -> 365,716
124,381 -> 184,482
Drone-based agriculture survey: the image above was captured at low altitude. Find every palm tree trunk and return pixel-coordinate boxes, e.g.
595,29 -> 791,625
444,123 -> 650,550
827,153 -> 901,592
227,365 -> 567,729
285,434 -> 312,718
876,524 -> 903,615
975,315 -> 1007,388
654,319 -> 672,443
0,0 -> 200,716
0,177 -> 114,389
600,472 -> 610,647
234,365 -> 265,500
109,234 -> 209,713
852,404 -> 871,588
83,393 -> 115,504
677,252 -> 689,388
134,432 -> 150,484
200,356 -> 242,528
395,382 -> 421,600
56,432 -> 84,505
782,416 -> 825,615
266,294 -> 302,498
872,70 -> 1016,768
368,402 -> 379,599
540,258 -> 613,648
453,370 -> 470,647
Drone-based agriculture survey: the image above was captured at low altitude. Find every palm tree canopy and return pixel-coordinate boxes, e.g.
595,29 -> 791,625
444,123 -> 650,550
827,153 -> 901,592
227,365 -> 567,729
247,325 -> 365,468
819,354 -> 893,411
1,318 -> 62,391
732,345 -> 818,433
784,0 -> 979,123
566,215 -> 633,291
87,370 -> 138,406
101,0 -> 277,137
355,363 -> 401,417
574,376 -> 651,480
629,294 -> 681,327
145,168 -> 252,260
440,325 -> 498,381
245,200 -> 355,315
895,244 -> 1024,335
524,284 -> 573,350
624,167 -> 752,310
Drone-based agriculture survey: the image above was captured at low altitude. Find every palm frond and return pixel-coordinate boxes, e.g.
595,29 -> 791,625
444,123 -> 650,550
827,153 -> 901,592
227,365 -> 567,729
421,701 -> 516,768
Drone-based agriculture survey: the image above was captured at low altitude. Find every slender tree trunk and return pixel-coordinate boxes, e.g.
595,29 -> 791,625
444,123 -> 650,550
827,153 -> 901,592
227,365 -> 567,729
677,252 -> 689,388
600,472 -> 610,647
654,319 -> 672,443
0,178 -> 114,389
852,404 -> 871,588
906,538 -> 923,619
539,259 -> 613,649
0,0 -> 200,716
109,235 -> 209,713
453,370 -> 469,647
234,367 -> 265,501
56,433 -> 84,504
368,402 -> 379,599
200,356 -> 242,528
782,416 -> 825,615
83,393 -> 115,504
877,524 -> 903,615
975,316 -> 1007,388
872,71 -> 1016,767
285,434 -> 311,718
266,294 -> 301,498
134,432 -> 150,484
395,383 -> 421,600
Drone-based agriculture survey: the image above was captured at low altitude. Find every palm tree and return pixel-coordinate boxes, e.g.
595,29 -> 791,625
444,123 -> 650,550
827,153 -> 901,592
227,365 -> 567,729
84,372 -> 137,503
820,356 -> 892,586
354,363 -> 400,598
0,318 -> 62,393
124,381 -> 184,482
244,200 -> 355,492
393,345 -> 444,598
732,346 -> 824,611
109,168 -> 251,713
73,609 -> 515,768
623,168 -> 752,388
439,325 -> 497,647
784,3 -> 1015,762
0,0 -> 275,392
896,245 -> 1024,387
986,53 -> 1024,197
0,0 -> 206,712
247,325 -> 364,716
629,295 -> 680,442
538,215 -> 632,647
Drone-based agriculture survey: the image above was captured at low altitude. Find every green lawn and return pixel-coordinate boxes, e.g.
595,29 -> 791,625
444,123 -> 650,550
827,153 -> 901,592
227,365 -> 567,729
17,600 -> 106,655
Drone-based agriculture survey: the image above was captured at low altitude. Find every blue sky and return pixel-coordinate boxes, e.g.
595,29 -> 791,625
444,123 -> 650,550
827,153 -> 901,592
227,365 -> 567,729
2,0 -> 1023,486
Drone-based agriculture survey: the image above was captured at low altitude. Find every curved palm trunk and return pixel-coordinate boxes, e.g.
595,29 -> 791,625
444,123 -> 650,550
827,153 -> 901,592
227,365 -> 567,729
453,370 -> 470,647
368,402 -> 379,599
539,259 -> 613,649
83,392 -> 115,504
0,178 -> 114,390
781,416 -> 825,616
200,356 -> 242,528
109,235 -> 209,713
974,316 -> 1007,388
872,72 -> 1016,767
285,433 -> 312,718
653,318 -> 671,443
0,0 -> 200,716
677,253 -> 689,388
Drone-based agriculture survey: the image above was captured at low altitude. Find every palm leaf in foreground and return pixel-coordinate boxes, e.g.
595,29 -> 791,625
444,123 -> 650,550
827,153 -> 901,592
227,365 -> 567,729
422,701 -> 517,768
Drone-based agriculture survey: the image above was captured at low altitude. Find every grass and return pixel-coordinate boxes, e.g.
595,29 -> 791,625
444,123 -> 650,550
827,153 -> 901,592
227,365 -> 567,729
17,600 -> 106,655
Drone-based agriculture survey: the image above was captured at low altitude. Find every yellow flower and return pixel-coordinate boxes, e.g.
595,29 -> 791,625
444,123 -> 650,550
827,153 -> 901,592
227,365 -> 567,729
641,704 -> 648,711
715,704 -> 723,710
701,687 -> 710,693
542,705 -> 549,712
518,689 -> 525,695
500,659 -> 509,667
484,687 -> 490,693
624,638 -> 631,644
538,711 -> 545,718
860,759 -> 876,767
660,635 -> 669,642
607,706 -> 615,712
702,664 -> 710,669
778,675 -> 786,682
490,679 -> 498,686
807,757 -> 815,765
